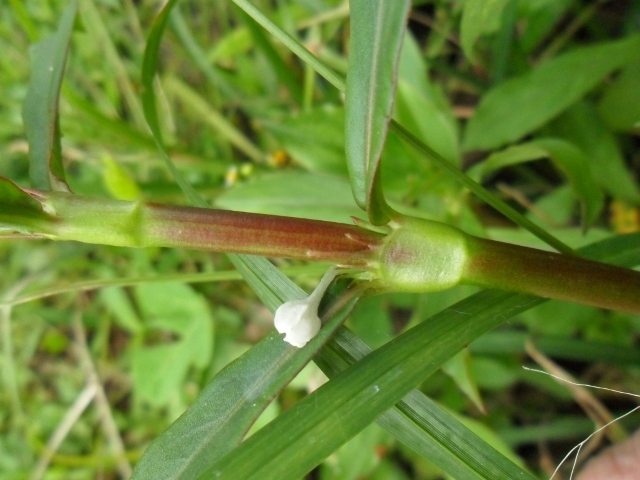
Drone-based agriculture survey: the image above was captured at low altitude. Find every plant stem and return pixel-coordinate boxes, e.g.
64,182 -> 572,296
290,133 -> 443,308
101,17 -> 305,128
8,191 -> 640,314
464,236 -> 640,315
37,192 -> 383,267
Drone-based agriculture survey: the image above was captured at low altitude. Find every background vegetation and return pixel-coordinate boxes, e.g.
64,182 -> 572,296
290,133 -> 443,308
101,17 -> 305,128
1,0 -> 639,479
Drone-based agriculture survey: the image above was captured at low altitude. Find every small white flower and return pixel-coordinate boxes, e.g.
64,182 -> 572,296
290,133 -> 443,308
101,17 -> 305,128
274,268 -> 338,348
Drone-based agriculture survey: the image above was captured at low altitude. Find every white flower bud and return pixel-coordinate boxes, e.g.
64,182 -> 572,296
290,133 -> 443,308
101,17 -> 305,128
273,268 -> 338,348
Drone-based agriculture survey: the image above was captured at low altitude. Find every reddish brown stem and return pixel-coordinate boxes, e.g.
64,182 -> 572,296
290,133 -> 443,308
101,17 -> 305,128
144,203 -> 383,265
464,237 -> 640,315
38,192 -> 383,267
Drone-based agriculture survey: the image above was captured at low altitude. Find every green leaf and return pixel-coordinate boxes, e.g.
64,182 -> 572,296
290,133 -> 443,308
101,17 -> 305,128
394,33 -> 460,166
22,1 -> 77,192
262,106 -> 348,176
131,282 -> 213,405
98,287 -> 142,334
345,0 -> 411,224
141,0 -> 207,208
202,233 -> 640,480
231,0 -> 345,91
0,177 -> 50,231
101,156 -> 141,201
442,349 -> 485,413
390,121 -> 575,255
466,143 -> 548,182
318,327 -> 534,480
464,35 -> 640,151
206,288 -> 544,480
236,6 -> 303,104
470,138 -> 605,226
551,102 -> 640,204
460,0 -> 510,62
531,138 -> 604,227
320,423 -> 389,480
597,60 -> 640,131
227,0 -> 572,253
215,172 -> 360,223
131,260 -> 362,480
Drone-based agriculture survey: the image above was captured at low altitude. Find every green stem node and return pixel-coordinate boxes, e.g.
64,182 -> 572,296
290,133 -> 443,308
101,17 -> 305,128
464,237 -> 640,315
378,215 -> 640,315
377,216 -> 468,292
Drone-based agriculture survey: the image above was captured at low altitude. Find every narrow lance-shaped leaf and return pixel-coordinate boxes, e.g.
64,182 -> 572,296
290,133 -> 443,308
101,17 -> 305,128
316,327 -> 537,480
236,7 -> 303,104
131,257 -> 362,480
141,0 -> 206,207
22,1 -> 77,192
345,0 -> 411,225
464,35 -> 640,151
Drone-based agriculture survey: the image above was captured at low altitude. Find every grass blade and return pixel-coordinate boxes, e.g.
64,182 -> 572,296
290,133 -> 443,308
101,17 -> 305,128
0,177 -> 50,230
316,327 -> 537,480
237,6 -> 303,104
131,257 -> 362,480
141,0 -> 206,208
22,1 -> 77,192
344,0 -> 410,224
231,0 -> 345,91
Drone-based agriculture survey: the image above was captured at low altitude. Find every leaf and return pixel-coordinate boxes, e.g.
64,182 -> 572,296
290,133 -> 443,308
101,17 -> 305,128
22,1 -> 77,192
101,156 -> 141,201
215,172 -> 360,223
466,142 -> 548,182
98,286 -> 143,334
345,0 -> 411,224
231,0 -> 345,91
463,35 -> 640,151
131,259 -> 362,480
206,288 -> 545,480
597,60 -> 640,131
390,121 -> 575,255
262,106 -> 348,176
0,177 -> 50,231
141,0 -> 206,208
394,33 -> 460,166
236,6 -> 303,103
551,102 -> 640,204
470,138 -> 605,226
531,138 -> 604,227
202,233 -> 640,480
460,0 -> 510,62
318,327 -> 534,480
131,282 -> 213,405
215,0 -> 570,258
228,0 -> 572,254
442,349 -> 485,414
